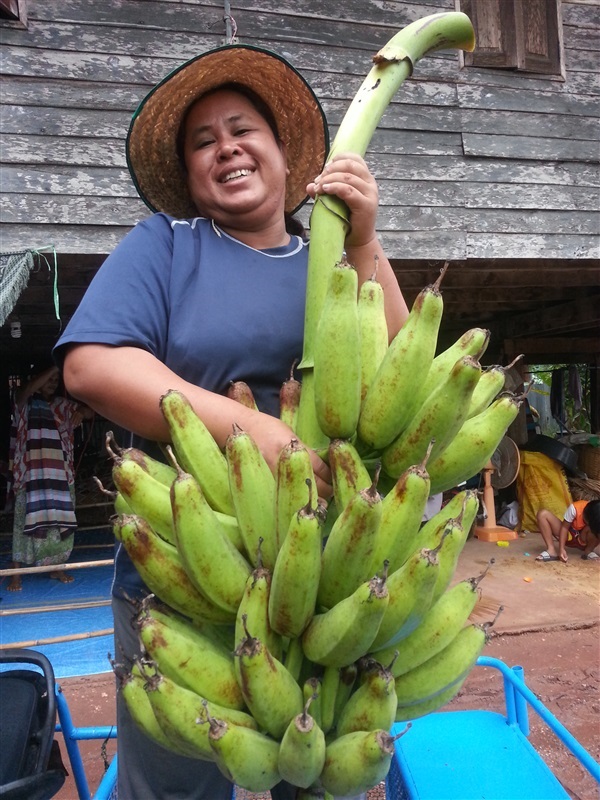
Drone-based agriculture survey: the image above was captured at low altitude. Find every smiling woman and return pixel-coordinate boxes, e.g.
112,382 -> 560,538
53,42 -> 409,800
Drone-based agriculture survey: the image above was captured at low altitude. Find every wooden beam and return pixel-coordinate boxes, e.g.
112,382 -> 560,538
503,338 -> 600,357
503,295 -> 600,337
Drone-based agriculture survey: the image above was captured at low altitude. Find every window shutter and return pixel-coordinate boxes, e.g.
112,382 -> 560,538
515,0 -> 561,74
463,0 -> 517,68
0,0 -> 20,19
461,0 -> 561,75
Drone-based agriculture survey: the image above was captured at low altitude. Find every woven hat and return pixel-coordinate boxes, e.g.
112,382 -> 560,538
127,44 -> 329,219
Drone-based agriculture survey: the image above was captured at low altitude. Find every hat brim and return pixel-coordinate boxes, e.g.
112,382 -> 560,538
126,44 -> 329,219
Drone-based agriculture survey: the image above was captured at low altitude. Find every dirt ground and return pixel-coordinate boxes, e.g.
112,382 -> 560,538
47,531 -> 599,799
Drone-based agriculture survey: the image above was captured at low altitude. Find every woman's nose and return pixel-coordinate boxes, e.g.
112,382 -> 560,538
217,138 -> 241,159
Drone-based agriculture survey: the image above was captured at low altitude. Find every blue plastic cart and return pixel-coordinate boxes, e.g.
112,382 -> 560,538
2,652 -> 599,799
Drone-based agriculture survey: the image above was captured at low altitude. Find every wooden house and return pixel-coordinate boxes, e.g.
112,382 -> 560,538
1,0 -> 599,427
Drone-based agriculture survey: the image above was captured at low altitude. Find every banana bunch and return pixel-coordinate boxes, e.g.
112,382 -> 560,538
107,374 -> 504,796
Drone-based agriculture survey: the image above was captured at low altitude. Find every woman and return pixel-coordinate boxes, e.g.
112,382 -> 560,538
56,44 -> 408,800
8,364 -> 89,591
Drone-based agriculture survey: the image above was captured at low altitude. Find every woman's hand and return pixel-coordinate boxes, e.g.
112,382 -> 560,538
243,411 -> 332,500
307,152 -> 379,249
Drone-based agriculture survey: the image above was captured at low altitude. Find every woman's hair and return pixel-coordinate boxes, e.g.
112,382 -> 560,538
176,82 -> 305,236
582,499 -> 600,536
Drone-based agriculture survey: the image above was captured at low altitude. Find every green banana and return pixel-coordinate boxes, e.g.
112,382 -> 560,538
358,264 -> 448,450
226,380 -> 259,410
412,327 -> 490,410
313,258 -> 362,439
117,440 -> 178,487
144,670 -> 256,761
390,566 -> 491,678
269,483 -> 323,638
328,437 -> 372,516
234,616 -> 304,739
302,573 -> 389,668
320,664 -> 341,734
335,657 -> 397,737
235,556 -> 282,662
278,697 -> 326,789
395,675 -> 467,722
135,609 -> 245,710
332,663 -> 358,729
207,715 -> 281,792
226,423 -> 277,569
429,492 -> 479,603
318,478 -> 383,609
417,489 -> 476,551
279,360 -> 302,432
274,438 -> 316,550
358,262 -> 389,404
140,596 -> 235,653
159,389 -> 234,515
118,666 -> 191,756
368,542 -> 441,652
169,452 -> 251,614
467,354 -> 523,419
137,664 -> 213,761
382,355 -> 482,478
394,621 -> 489,706
427,393 -> 522,495
107,436 -> 176,546
370,448 -> 432,574
320,728 -> 407,796
283,635 -> 305,683
113,514 -> 234,625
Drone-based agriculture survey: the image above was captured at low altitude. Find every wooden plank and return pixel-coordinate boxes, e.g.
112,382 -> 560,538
0,75 -> 147,111
459,107 -> 599,141
563,24 -> 600,51
466,233 -> 600,260
460,182 -> 600,212
0,194 -> 148,226
370,153 -> 600,186
26,0 -> 452,32
0,165 -> 137,196
0,224 -> 131,254
456,83 -> 600,117
562,3 -> 600,30
0,104 -> 130,138
4,134 -> 128,167
456,64 -> 600,95
462,132 -> 600,163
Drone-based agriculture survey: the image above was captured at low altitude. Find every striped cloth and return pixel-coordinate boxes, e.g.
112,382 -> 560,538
23,396 -> 78,538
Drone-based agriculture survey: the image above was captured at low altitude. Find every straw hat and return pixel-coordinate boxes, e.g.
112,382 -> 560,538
127,44 -> 329,219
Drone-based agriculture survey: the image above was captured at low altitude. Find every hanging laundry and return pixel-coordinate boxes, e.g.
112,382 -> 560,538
568,365 -> 583,412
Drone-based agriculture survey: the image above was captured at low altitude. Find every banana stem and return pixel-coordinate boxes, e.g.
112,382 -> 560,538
296,11 -> 475,448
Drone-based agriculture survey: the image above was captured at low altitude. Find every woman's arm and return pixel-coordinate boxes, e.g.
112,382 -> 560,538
307,152 -> 409,340
14,366 -> 59,408
63,343 -> 332,496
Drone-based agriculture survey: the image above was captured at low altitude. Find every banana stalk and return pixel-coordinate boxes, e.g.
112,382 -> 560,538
296,11 -> 475,448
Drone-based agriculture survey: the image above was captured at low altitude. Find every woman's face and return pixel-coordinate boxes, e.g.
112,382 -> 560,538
182,89 -> 288,231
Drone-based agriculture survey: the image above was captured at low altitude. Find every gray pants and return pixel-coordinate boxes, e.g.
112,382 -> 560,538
113,594 -> 298,800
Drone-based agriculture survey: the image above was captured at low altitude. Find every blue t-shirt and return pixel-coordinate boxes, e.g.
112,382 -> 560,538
55,213 -> 309,596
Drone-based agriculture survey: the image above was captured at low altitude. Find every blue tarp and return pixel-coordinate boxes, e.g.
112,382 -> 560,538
1,558 -> 114,678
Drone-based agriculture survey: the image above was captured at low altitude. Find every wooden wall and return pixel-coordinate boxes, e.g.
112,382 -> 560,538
1,0 -> 598,260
